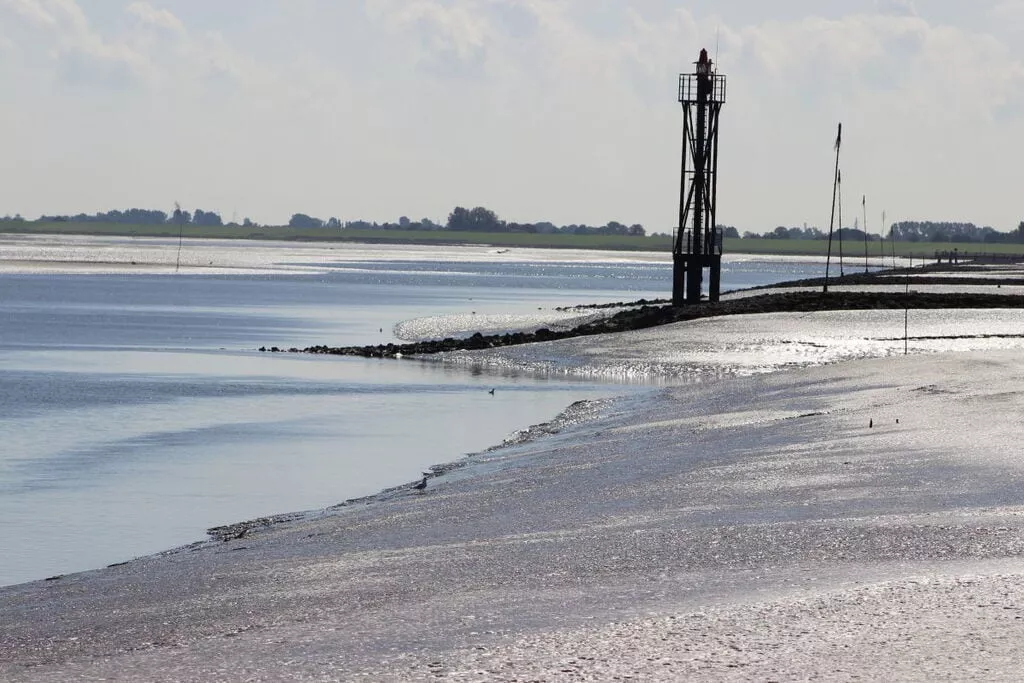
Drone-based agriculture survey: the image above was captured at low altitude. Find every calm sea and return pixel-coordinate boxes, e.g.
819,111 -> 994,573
0,237 -> 829,586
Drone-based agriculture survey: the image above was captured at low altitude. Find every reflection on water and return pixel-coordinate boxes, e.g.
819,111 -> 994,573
0,348 -> 632,587
443,308 -> 1024,381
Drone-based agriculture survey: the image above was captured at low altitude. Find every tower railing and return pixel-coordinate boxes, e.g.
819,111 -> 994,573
678,73 -> 727,104
677,227 -> 725,257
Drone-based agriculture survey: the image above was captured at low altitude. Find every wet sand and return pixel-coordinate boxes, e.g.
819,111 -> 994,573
3,346 -> 1024,681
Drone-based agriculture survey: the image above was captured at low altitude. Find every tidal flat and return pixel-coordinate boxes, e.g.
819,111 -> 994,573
4,236 -> 1024,680
5,339 -> 1024,680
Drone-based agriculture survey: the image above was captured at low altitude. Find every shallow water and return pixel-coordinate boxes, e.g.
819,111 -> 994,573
0,236 -> 835,586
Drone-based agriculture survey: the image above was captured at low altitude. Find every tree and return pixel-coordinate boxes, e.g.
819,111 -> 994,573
446,206 -> 503,231
192,209 -> 223,227
289,213 -> 324,229
172,207 -> 191,225
447,206 -> 472,231
468,206 -> 502,232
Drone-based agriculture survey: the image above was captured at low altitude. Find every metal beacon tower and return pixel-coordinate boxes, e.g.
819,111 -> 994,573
673,48 -> 727,306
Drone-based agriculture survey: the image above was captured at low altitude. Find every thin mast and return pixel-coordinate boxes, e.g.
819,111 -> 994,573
837,168 -> 844,277
891,215 -> 897,269
863,195 -> 869,273
823,123 -> 842,293
881,210 -> 887,261
174,201 -> 184,274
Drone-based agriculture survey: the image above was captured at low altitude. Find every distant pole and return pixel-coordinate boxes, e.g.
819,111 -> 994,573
891,216 -> 897,269
904,261 -> 910,355
837,169 -> 844,276
881,210 -> 887,261
862,195 -> 869,273
174,201 -> 184,274
823,123 -> 842,293
904,307 -> 909,355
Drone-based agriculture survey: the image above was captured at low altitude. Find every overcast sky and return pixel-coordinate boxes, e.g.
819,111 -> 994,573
2,0 -> 1023,233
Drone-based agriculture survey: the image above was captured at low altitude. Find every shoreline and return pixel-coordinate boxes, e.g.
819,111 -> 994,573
278,288 -> 1024,359
203,396 -> 612,544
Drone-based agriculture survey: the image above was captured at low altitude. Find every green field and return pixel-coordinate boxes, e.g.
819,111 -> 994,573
0,222 -> 674,252
4,222 -> 1024,260
723,238 -> 1024,260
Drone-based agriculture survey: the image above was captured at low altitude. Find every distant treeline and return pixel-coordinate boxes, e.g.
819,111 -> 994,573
739,221 -> 1024,244
5,209 -> 1024,244
25,208 -> 239,227
0,205 -> 647,238
295,206 -> 648,237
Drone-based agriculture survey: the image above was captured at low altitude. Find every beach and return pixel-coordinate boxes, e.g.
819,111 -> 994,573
4,314 -> 1024,680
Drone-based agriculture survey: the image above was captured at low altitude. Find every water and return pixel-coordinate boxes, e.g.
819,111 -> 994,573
0,236 -> 829,586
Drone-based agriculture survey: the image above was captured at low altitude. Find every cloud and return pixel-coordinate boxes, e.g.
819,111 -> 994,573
126,2 -> 183,32
734,12 -> 1024,119
0,0 -> 157,87
875,0 -> 917,16
366,0 -> 492,75
990,1 -> 1024,31
0,0 -> 270,93
1,0 -> 56,25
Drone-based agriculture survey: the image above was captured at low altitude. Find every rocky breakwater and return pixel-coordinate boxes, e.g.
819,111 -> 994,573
257,289 -> 1024,360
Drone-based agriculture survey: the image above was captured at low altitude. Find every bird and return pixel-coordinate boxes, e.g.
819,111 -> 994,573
412,477 -> 428,491
869,419 -> 873,428
488,388 -> 495,395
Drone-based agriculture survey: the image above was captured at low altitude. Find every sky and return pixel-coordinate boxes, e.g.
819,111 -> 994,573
2,0 -> 1024,234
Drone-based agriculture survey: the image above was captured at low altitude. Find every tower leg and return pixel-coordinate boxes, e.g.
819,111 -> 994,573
672,254 -> 687,307
686,257 -> 703,305
709,256 -> 721,302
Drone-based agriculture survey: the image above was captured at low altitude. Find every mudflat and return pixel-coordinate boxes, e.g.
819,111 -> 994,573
3,348 -> 1024,681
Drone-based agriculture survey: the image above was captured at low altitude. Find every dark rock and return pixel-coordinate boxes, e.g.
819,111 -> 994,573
270,288 -> 1024,360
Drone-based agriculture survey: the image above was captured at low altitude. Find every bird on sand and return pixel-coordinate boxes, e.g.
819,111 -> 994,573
412,477 -> 428,491
488,388 -> 495,395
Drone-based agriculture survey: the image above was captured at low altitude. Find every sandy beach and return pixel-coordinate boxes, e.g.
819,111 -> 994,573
4,315 -> 1024,680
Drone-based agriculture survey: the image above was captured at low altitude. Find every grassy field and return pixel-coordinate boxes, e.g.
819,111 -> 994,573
4,222 -> 1024,259
724,238 -> 1024,260
0,222 -> 674,252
